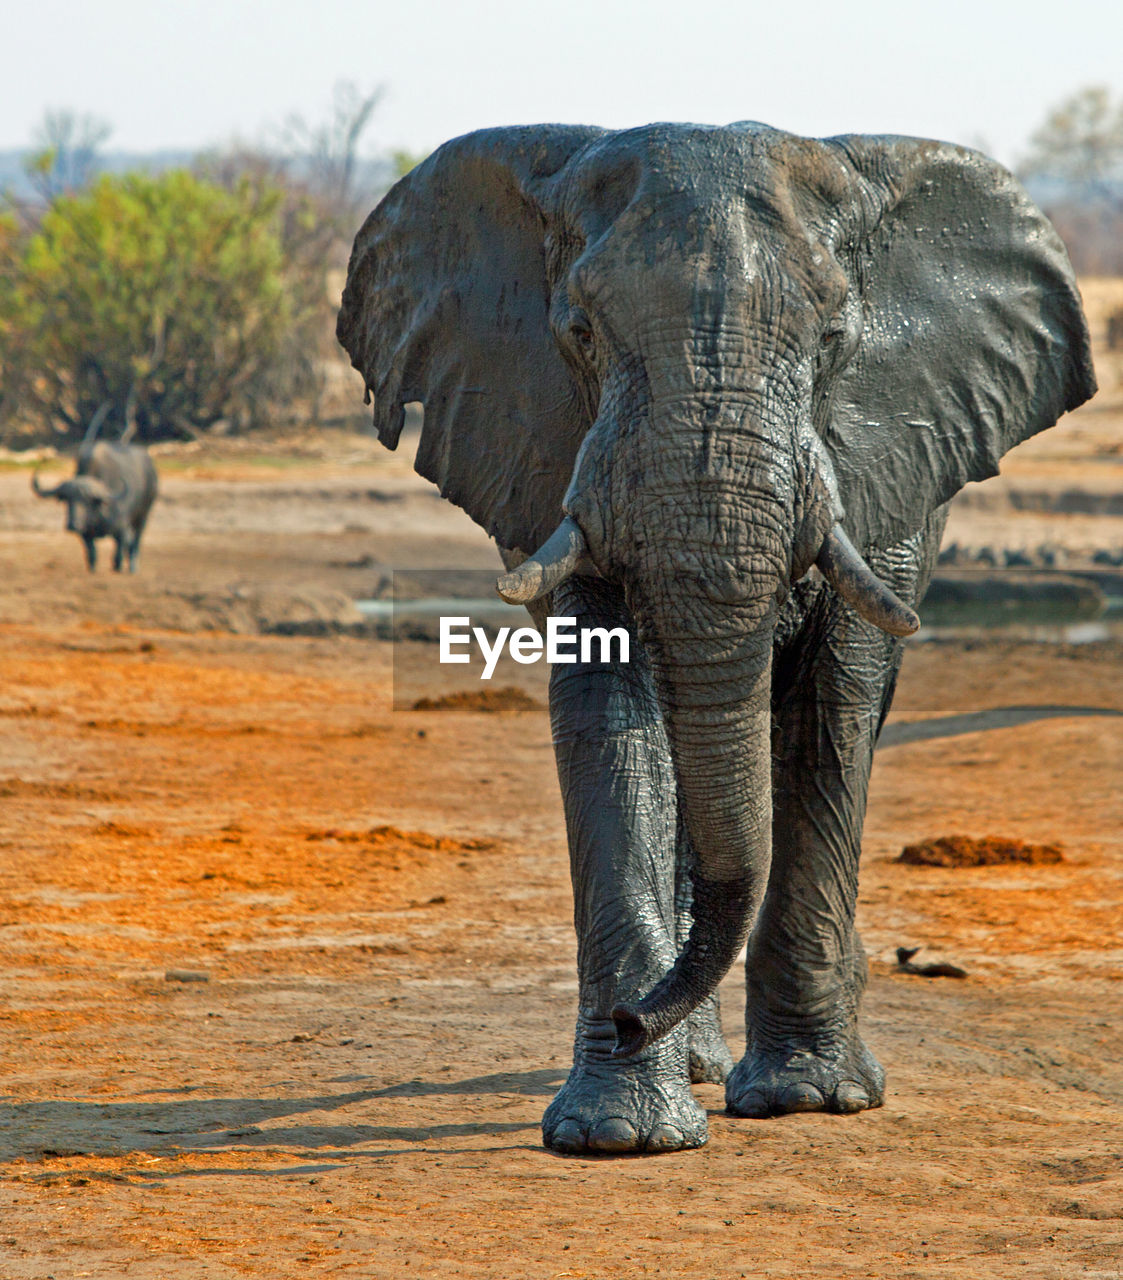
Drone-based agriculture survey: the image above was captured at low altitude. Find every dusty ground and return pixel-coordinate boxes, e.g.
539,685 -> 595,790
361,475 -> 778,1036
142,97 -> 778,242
0,326 -> 1121,1278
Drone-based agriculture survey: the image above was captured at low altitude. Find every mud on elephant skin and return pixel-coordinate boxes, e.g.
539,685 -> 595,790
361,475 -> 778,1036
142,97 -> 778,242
338,122 -> 1095,1153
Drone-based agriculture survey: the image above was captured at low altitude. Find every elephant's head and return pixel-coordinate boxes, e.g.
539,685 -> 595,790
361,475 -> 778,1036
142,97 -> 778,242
337,123 -> 1095,1053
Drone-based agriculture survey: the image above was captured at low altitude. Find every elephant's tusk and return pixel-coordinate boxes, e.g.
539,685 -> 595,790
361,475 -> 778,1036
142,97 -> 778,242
816,524 -> 920,637
496,516 -> 590,605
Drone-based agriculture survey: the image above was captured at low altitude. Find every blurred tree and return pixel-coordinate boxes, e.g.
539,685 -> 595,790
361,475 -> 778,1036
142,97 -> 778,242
1,85 -> 400,442
0,210 -> 26,428
1019,86 -> 1123,276
1019,86 -> 1123,196
390,148 -> 429,179
195,83 -> 390,424
24,108 -> 112,202
197,145 -> 347,424
278,80 -> 385,219
0,171 -> 294,441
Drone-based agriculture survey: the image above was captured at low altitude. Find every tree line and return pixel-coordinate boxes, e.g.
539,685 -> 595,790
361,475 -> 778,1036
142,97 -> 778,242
1,85 -> 1120,446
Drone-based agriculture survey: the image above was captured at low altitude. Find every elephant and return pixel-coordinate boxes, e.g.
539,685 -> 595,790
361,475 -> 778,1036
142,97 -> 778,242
337,122 -> 1096,1154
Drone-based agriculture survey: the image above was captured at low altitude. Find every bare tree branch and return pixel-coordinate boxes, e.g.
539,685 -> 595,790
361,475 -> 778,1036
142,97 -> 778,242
25,109 -> 112,201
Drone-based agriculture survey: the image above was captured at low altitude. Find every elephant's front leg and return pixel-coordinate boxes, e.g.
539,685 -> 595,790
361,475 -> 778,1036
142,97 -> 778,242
726,519 -> 944,1119
726,592 -> 900,1117
543,577 -> 708,1154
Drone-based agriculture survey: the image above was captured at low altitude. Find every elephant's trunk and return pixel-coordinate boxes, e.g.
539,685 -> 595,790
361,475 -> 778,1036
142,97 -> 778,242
610,636 -> 774,1055
31,471 -> 62,498
611,875 -> 758,1056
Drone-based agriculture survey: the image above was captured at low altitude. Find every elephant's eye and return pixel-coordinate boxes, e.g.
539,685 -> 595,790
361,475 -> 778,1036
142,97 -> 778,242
568,314 -> 596,358
820,327 -> 842,347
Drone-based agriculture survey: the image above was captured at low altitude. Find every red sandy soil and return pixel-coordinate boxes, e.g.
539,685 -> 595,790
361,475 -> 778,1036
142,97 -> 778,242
0,617 -> 1120,1280
0,384 -> 1121,1276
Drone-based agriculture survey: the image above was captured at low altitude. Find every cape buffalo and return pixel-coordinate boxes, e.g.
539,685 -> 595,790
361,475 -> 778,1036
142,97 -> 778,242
32,442 -> 158,573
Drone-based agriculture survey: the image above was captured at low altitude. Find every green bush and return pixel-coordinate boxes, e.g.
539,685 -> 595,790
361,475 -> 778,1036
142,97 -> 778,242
1,170 -> 302,440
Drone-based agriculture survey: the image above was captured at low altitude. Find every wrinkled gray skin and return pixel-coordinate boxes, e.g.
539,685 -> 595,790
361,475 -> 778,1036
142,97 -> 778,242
33,441 -> 158,572
337,123 -> 1096,1154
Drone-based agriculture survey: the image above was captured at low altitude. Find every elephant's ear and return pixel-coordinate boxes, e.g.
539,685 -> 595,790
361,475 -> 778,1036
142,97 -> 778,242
337,125 -> 603,555
820,136 -> 1096,549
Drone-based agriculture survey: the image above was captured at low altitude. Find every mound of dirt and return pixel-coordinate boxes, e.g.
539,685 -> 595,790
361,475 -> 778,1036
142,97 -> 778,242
0,778 -> 120,801
368,825 -> 496,853
411,687 -> 543,713
304,825 -> 497,854
898,834 -> 1066,867
92,820 -> 157,839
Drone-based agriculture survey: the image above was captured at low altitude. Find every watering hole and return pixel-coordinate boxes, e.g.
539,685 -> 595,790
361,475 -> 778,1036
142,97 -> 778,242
356,571 -> 1123,644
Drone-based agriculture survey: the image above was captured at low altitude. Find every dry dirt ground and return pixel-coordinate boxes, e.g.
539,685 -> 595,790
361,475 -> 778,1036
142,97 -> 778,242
0,317 -> 1122,1278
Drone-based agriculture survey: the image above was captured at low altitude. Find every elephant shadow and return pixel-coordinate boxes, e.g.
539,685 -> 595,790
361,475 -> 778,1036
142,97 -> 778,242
879,703 -> 1123,749
0,1069 -> 565,1161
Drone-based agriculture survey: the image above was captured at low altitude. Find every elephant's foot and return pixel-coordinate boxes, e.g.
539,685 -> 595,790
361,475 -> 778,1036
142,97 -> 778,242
687,993 -> 733,1085
725,1017 -> 885,1118
543,1017 -> 707,1155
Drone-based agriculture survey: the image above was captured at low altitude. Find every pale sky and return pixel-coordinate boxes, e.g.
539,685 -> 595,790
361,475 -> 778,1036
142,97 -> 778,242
3,0 -> 1121,169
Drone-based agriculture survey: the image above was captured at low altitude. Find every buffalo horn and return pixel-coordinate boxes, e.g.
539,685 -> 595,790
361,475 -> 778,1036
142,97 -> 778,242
31,471 -> 62,498
73,476 -> 113,503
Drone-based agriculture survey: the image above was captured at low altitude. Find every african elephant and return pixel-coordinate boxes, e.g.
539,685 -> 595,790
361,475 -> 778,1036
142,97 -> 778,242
337,122 -> 1095,1154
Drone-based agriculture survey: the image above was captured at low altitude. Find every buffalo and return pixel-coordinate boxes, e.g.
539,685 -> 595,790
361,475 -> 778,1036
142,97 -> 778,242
32,442 -> 158,572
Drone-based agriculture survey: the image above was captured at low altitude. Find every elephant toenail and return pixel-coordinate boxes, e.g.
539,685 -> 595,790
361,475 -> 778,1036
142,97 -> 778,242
645,1124 -> 685,1152
726,1087 -> 771,1118
589,1117 -> 639,1152
778,1083 -> 826,1112
833,1082 -> 870,1113
547,1119 -> 587,1153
